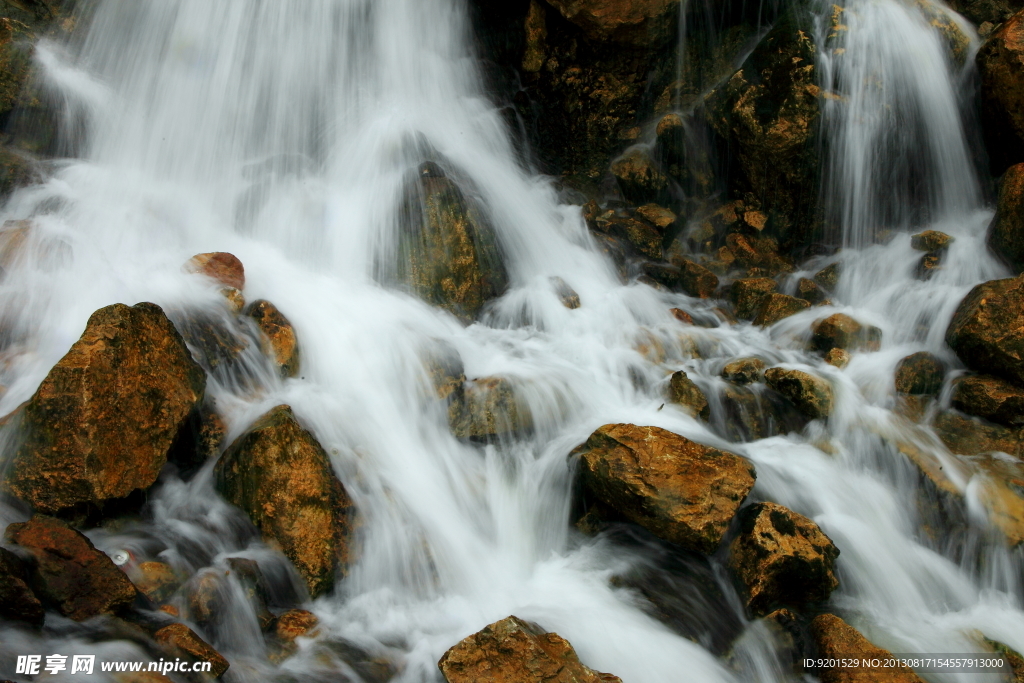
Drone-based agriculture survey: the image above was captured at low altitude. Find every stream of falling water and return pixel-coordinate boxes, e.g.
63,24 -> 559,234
1,0 -> 1023,682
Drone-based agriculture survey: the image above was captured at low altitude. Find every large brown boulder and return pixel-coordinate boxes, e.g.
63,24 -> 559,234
572,424 -> 756,553
951,375 -> 1024,426
5,516 -> 137,621
765,368 -> 833,420
214,405 -> 355,598
753,293 -> 810,326
946,275 -> 1024,385
728,502 -> 839,616
3,303 -> 206,514
991,163 -> 1024,273
245,299 -> 301,378
810,613 -> 926,683
0,546 -> 44,627
438,615 -> 621,683
397,162 -> 508,319
542,0 -> 679,46
978,11 -> 1024,173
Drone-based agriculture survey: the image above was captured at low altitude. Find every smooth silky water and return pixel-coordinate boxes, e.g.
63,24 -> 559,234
0,0 -> 1022,681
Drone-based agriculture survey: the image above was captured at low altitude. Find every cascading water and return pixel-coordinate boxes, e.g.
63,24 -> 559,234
0,1 -> 1022,682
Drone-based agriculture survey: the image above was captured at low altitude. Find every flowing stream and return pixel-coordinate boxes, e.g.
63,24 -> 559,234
1,0 -> 1023,682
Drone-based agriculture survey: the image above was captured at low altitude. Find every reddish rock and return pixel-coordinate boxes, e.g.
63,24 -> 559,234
946,275 -> 1024,385
669,307 -> 693,324
894,352 -> 946,395
0,546 -> 44,627
572,424 -> 756,553
245,300 -> 300,378
154,623 -> 230,678
810,613 -> 925,683
3,303 -> 206,514
728,502 -> 839,616
438,615 -> 621,683
130,562 -> 179,604
825,348 -> 850,369
951,374 -> 1024,426
5,516 -> 137,621
185,252 -> 245,291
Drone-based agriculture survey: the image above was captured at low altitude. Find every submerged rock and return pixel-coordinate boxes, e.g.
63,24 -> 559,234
452,377 -> 533,441
245,299 -> 301,378
991,162 -> 1024,273
933,410 -> 1024,457
729,502 -> 839,616
765,368 -> 833,420
730,277 -> 778,320
5,516 -> 137,621
811,313 -> 882,353
753,293 -> 810,326
722,358 -> 766,385
824,348 -> 850,369
946,275 -> 1024,385
796,277 -> 828,304
0,546 -> 44,627
4,303 -> 206,514
214,405 -> 355,598
572,424 -> 755,553
910,230 -> 953,252
951,374 -> 1024,426
978,10 -> 1024,173
668,370 -> 709,419
894,352 -> 946,395
438,615 -> 621,683
811,613 -> 926,683
184,252 -> 245,290
154,624 -> 230,678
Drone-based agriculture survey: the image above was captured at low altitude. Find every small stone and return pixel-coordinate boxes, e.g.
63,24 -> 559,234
245,299 -> 301,378
744,211 -> 768,231
635,204 -> 677,231
811,613 -> 925,683
154,623 -> 230,678
765,368 -> 833,419
185,252 -> 245,290
722,358 -> 766,385
910,230 -> 953,252
811,313 -> 882,353
894,352 -> 945,395
668,370 -> 709,419
275,609 -> 320,641
753,293 -> 810,326
673,258 -> 719,298
669,307 -> 693,324
824,348 -> 850,369
813,262 -> 840,291
951,375 -> 1024,427
640,262 -> 681,288
729,278 -> 778,319
728,502 -> 839,616
221,287 -> 245,313
796,277 -> 827,304
550,277 -> 580,309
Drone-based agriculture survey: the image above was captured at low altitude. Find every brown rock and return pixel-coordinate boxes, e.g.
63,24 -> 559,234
673,258 -> 719,298
951,374 -> 1024,426
991,162 -> 1024,273
894,352 -> 945,395
438,615 -> 621,683
910,230 -> 953,252
572,424 -> 756,553
5,516 -> 137,621
452,377 -> 533,440
523,0 -> 548,73
810,613 -> 926,683
655,113 -> 685,160
946,275 -> 1024,384
933,410 -> 1024,457
275,609 -> 320,641
244,299 -> 300,378
551,277 -> 581,309
131,562 -> 179,604
985,638 -> 1024,683
729,502 -> 839,616
825,348 -> 851,369
214,405 -> 355,598
979,11 -> 1024,173
669,307 -> 693,324
184,252 -> 245,290
225,557 -> 273,630
639,262 -> 681,289
765,368 -> 833,419
814,262 -> 841,291
811,314 -> 882,353
796,277 -> 827,304
542,0 -> 679,45
603,215 -> 664,260
722,357 -> 766,385
753,293 -> 810,326
0,546 -> 44,627
154,623 -> 230,678
730,277 -> 778,319
635,203 -> 676,231
611,147 -> 667,205
3,303 -> 206,514
668,370 -> 709,419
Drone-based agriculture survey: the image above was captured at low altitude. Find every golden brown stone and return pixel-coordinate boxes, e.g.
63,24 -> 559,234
610,147 -> 667,205
275,609 -> 320,641
542,0 -> 680,46
753,293 -> 810,326
722,357 -> 766,385
910,230 -> 953,252
946,275 -> 1024,385
154,623 -> 230,678
810,613 -> 925,683
811,313 -> 882,353
185,252 -> 245,290
765,367 -> 833,419
894,352 -> 945,395
730,277 -> 778,319
668,370 -> 709,419
825,348 -> 851,369
978,10 -> 1024,172
131,562 -> 179,604
245,299 -> 300,378
672,258 -> 719,298
951,374 -> 1024,426
991,163 -> 1024,273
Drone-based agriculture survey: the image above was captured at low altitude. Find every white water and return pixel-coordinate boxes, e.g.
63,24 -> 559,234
0,1 -> 1022,682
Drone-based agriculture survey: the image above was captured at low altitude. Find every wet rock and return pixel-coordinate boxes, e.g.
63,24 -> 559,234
722,358 -> 766,385
765,368 -> 833,420
950,0 -> 1024,26
813,262 -> 841,292
915,251 -> 946,280
602,214 -> 664,260
184,252 -> 245,290
3,303 -> 206,514
5,516 -> 137,621
153,624 -> 230,678
542,0 -> 680,46
639,262 -> 681,289
668,370 -> 709,419
670,307 -> 693,324
611,147 -> 667,205
753,293 -> 810,326
673,258 -> 719,298
933,410 -> 1024,457
276,609 -> 320,641
168,403 -> 227,476
894,352 -> 946,395
811,313 -> 882,353
244,299 -> 300,378
397,163 -> 508,319
438,615 -> 621,683
728,502 -> 839,616
214,405 -> 355,598
991,162 -> 1024,273
945,274 -> 1024,384
551,276 -> 581,309
572,424 -> 756,553
226,557 -> 274,630
979,10 -> 1024,173
951,374 -> 1024,426
910,230 -> 953,252
130,562 -> 179,604
0,546 -> 44,627
729,277 -> 778,320
0,146 -> 39,200
811,613 -> 926,683
984,638 -> 1024,682
796,277 -> 827,304
452,377 -> 533,441
723,233 -> 794,277
635,203 -> 677,232
824,348 -> 850,369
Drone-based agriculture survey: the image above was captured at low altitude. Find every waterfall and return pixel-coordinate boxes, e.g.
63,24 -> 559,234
0,0 -> 1022,682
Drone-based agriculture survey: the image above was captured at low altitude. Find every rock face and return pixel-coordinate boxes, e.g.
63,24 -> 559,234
668,370 -> 709,419
572,424 -> 756,553
245,299 -> 301,378
810,613 -> 926,683
946,275 -> 1024,385
0,546 -> 44,627
765,368 -> 833,419
811,314 -> 881,353
397,162 -> 508,319
542,0 -> 679,45
978,10 -> 1024,173
185,252 -> 245,290
753,293 -> 810,326
5,516 -> 137,621
728,502 -> 839,616
438,615 -> 621,683
991,163 -> 1024,273
951,375 -> 1024,426
4,303 -> 206,514
154,624 -> 230,678
214,405 -> 355,598
894,352 -> 945,395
